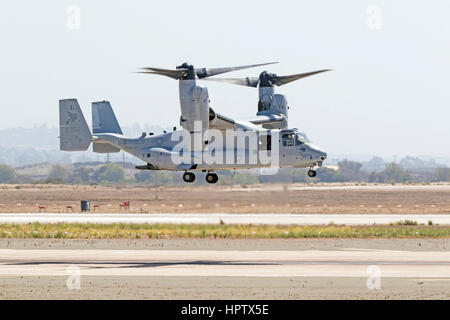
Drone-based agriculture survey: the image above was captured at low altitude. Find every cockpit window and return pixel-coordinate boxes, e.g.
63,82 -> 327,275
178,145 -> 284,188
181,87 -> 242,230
295,135 -> 305,146
282,133 -> 295,147
282,131 -> 311,147
296,131 -> 312,143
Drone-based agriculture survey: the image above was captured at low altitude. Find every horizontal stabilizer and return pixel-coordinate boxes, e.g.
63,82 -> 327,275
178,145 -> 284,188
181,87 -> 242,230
93,143 -> 121,153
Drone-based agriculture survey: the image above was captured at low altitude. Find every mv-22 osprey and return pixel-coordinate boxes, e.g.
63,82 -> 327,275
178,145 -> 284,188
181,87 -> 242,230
59,62 -> 329,184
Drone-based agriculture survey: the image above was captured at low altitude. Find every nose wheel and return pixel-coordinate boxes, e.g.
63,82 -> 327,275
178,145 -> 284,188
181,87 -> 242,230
205,172 -> 218,184
307,169 -> 317,178
183,172 -> 196,183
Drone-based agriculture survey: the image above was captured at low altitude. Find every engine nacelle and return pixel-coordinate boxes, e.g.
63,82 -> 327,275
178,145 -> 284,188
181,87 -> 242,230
179,80 -> 210,133
257,87 -> 288,117
271,94 -> 288,116
256,86 -> 288,129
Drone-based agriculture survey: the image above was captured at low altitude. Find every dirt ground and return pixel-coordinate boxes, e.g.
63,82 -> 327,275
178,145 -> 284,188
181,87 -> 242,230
1,238 -> 448,251
0,183 -> 449,214
1,183 -> 450,214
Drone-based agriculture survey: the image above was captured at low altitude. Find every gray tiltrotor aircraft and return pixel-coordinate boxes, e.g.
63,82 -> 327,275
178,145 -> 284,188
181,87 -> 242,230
59,62 -> 328,183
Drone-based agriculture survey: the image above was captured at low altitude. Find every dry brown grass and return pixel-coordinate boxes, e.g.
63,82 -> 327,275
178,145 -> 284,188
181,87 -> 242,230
0,183 -> 450,214
1,222 -> 449,239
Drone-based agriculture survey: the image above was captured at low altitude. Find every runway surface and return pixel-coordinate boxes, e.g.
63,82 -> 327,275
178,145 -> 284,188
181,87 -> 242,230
1,239 -> 449,299
1,213 -> 450,225
1,249 -> 450,278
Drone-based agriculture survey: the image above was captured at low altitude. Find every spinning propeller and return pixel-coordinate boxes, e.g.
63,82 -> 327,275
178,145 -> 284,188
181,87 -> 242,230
203,69 -> 331,88
137,62 -> 278,80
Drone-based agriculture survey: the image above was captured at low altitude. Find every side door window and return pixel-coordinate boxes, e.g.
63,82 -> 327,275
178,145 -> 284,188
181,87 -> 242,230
258,133 -> 272,151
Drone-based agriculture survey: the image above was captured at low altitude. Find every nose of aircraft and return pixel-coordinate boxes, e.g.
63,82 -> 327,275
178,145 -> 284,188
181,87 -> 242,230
308,144 -> 327,161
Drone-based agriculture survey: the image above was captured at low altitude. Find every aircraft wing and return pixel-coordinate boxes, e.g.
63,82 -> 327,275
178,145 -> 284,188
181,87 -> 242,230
210,112 -> 260,131
211,113 -> 235,130
247,114 -> 286,126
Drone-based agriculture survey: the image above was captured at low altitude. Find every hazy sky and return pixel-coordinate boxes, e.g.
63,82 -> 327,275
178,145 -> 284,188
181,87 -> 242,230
1,1 -> 449,158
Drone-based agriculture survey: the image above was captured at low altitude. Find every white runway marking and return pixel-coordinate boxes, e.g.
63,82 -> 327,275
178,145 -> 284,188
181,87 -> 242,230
0,213 -> 449,225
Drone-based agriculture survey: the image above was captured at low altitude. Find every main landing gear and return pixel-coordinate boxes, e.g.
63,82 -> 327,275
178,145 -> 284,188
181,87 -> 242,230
183,171 -> 219,184
205,172 -> 218,184
307,168 -> 317,178
183,172 -> 196,183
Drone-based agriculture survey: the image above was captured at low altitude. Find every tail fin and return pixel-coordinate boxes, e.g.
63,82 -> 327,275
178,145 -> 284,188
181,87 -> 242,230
92,101 -> 122,134
91,100 -> 122,153
59,99 -> 92,151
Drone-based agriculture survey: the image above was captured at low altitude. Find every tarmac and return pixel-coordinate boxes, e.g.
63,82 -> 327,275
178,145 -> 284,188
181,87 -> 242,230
0,212 -> 449,299
0,242 -> 449,299
1,213 -> 449,225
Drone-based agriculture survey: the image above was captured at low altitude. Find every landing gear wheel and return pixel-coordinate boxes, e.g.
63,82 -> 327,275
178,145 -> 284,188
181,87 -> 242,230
183,172 -> 195,183
206,173 -> 218,184
307,169 -> 317,178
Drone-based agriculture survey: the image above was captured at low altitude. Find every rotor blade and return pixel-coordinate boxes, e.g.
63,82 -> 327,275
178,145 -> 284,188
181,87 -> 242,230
137,67 -> 188,80
271,69 -> 331,86
203,76 -> 260,87
195,62 -> 278,79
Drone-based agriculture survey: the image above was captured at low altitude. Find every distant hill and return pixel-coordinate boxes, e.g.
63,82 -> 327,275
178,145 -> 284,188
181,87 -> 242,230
0,125 -> 59,150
